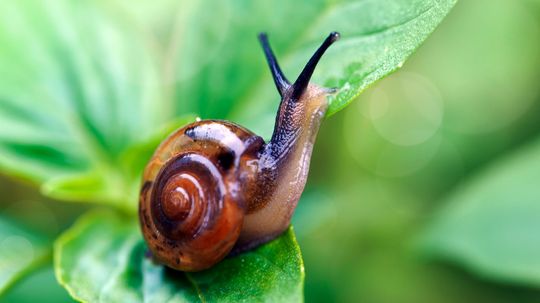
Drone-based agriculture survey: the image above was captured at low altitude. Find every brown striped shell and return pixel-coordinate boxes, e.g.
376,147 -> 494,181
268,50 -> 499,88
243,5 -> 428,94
139,120 -> 264,271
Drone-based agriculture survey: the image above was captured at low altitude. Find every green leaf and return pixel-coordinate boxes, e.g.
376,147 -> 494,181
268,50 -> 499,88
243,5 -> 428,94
0,0 -> 168,207
420,138 -> 540,286
0,216 -> 49,296
55,211 -> 304,302
198,0 -> 456,138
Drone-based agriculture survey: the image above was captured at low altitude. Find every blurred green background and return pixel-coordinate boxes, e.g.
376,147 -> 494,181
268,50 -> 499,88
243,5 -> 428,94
2,0 -> 540,302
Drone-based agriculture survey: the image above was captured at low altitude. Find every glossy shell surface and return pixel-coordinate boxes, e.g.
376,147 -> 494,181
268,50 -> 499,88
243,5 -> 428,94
139,120 -> 263,271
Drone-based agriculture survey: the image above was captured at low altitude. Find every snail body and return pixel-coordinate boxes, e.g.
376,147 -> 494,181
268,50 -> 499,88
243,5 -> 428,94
140,32 -> 340,271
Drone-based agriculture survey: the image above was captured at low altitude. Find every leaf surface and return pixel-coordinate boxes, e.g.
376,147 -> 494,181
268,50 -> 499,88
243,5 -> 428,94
55,211 -> 304,302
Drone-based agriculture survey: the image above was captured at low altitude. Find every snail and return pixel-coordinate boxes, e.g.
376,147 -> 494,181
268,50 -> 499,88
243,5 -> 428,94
139,31 -> 340,271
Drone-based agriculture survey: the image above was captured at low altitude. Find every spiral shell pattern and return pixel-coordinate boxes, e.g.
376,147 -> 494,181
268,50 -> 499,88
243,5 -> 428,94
139,120 -> 263,271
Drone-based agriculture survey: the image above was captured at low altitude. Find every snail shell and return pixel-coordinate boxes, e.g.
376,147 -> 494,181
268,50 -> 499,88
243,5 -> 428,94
139,121 -> 263,270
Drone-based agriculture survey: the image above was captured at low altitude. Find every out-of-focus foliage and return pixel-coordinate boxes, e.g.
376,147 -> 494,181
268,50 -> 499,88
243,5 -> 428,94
0,0 -> 165,209
422,137 -> 540,286
1,266 -> 74,303
55,211 -> 303,303
0,216 -> 48,295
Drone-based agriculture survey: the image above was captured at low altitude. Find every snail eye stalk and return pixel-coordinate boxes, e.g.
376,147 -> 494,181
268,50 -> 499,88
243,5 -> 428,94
291,31 -> 340,100
258,33 -> 290,97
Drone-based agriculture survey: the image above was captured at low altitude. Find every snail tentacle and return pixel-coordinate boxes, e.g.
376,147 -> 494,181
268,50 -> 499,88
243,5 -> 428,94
258,32 -> 291,97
